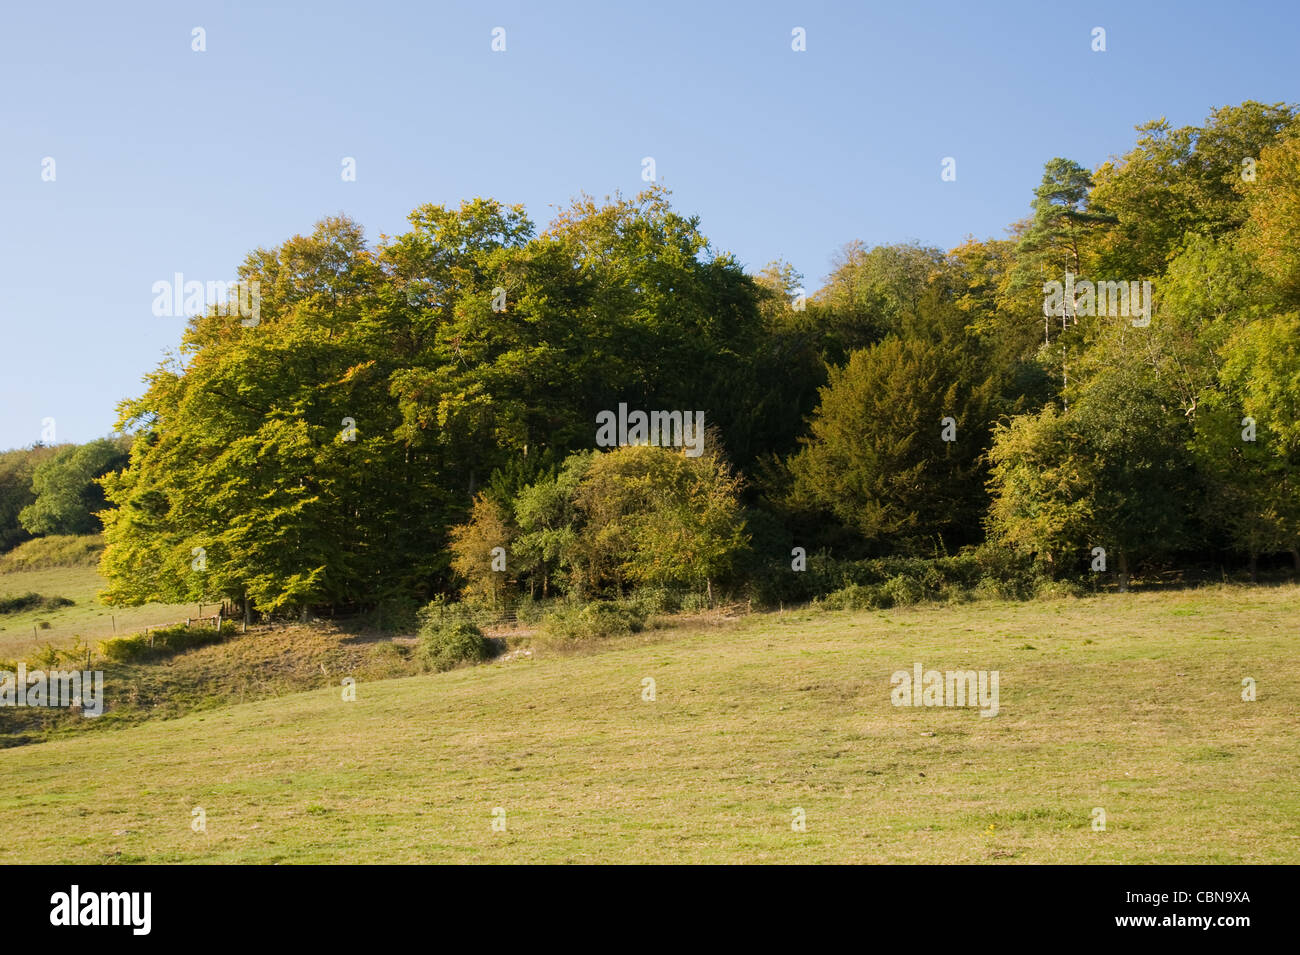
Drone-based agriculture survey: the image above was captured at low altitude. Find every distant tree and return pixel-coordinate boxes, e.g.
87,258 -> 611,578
1241,131 -> 1300,306
1220,312 -> 1300,449
1019,157 -> 1104,277
0,446 -> 57,552
101,189 -> 777,614
1154,235 -> 1266,415
1191,397 -> 1299,578
813,242 -> 948,361
448,494 -> 516,609
988,360 -> 1195,589
511,452 -> 592,598
1209,312 -> 1300,571
1090,102 -> 1298,276
985,403 -> 1094,573
19,437 -> 130,536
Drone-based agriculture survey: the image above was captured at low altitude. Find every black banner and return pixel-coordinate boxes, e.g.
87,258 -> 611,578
3,865 -> 1275,941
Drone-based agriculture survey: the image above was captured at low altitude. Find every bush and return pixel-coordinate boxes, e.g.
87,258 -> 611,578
0,593 -> 39,615
1034,578 -> 1088,599
98,621 -> 236,663
417,616 -> 490,672
98,633 -> 158,662
971,543 -> 1043,600
27,637 -> 91,670
820,583 -> 890,611
371,639 -> 405,660
678,592 -> 711,613
416,598 -> 493,671
626,587 -> 681,617
821,571 -> 967,608
540,601 -> 646,641
762,548 -> 1048,610
417,597 -> 495,631
512,595 -> 543,625
880,573 -> 926,607
0,592 -> 74,615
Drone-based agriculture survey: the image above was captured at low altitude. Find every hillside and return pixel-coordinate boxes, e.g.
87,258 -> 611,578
1,585 -> 1296,864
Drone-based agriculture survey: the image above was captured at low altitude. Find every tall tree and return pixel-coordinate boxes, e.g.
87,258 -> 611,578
786,334 -> 997,553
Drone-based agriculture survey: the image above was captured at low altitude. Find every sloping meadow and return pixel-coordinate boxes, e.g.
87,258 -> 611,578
1,585 -> 1295,863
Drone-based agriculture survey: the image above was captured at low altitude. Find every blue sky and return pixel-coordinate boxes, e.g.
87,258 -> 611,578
1,0 -> 1295,451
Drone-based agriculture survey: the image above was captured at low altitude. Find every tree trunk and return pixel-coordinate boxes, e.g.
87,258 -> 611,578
1117,551 -> 1129,593
1291,548 -> 1300,574
1249,552 -> 1258,584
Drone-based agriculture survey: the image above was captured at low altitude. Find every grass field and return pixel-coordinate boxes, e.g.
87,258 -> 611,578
0,564 -> 199,658
1,584 -> 1297,864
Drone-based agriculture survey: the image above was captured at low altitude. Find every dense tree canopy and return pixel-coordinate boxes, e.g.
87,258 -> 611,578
82,100 -> 1300,613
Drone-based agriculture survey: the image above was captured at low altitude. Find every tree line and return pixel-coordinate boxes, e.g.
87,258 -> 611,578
0,438 -> 130,552
33,99 -> 1293,616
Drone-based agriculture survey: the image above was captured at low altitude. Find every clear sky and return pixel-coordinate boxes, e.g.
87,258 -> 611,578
1,0 -> 1295,451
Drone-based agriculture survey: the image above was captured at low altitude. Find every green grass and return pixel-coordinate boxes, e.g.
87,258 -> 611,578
0,564 -> 199,658
1,584 -> 1297,863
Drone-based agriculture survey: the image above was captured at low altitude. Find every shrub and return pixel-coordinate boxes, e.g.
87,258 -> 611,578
540,601 -> 646,641
29,644 -> 64,669
513,594 -> 541,624
98,621 -> 235,663
1034,578 -> 1088,600
416,598 -> 493,671
27,638 -> 91,669
97,634 -> 153,663
627,587 -> 680,617
972,543 -> 1043,599
0,592 -> 74,615
678,592 -> 711,613
365,640 -> 415,678
820,583 -> 890,611
0,593 -> 40,615
880,573 -> 926,607
815,549 -> 1044,607
417,597 -> 495,631
513,594 -> 568,625
417,617 -> 490,672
